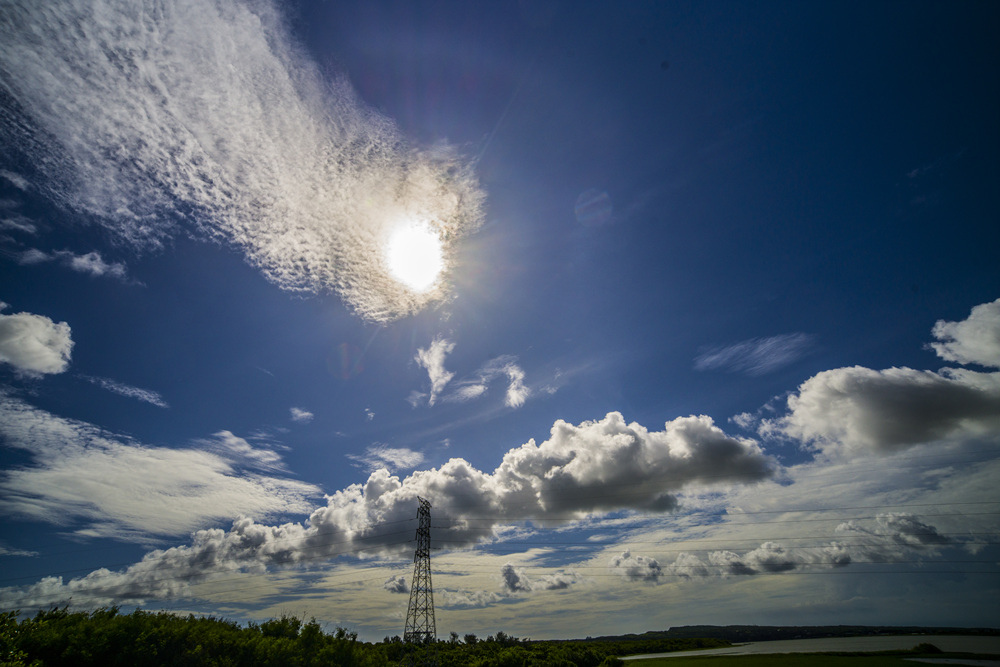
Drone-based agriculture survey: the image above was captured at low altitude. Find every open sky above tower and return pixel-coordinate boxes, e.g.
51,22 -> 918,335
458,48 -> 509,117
1,0 -> 998,641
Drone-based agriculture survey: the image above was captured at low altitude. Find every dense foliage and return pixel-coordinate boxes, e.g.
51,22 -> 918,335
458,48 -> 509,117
0,608 -> 730,667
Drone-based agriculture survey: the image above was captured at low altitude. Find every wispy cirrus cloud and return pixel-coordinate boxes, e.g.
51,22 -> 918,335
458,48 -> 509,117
289,407 -> 314,423
415,337 -> 455,406
695,332 -> 814,376
347,444 -> 425,473
17,249 -> 131,281
0,215 -> 37,234
82,375 -> 168,408
0,170 -> 30,191
442,355 -> 532,408
0,0 -> 484,322
0,394 -> 320,540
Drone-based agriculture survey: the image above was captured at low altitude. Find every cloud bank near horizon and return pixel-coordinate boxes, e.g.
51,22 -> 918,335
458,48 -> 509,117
1,300 -> 997,613
0,410 -> 772,608
0,0 -> 484,322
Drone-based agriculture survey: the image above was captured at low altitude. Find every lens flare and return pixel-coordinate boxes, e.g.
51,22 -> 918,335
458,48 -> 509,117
386,223 -> 444,292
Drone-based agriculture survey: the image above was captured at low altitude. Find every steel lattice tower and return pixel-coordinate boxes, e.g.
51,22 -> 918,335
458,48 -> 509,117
403,496 -> 436,643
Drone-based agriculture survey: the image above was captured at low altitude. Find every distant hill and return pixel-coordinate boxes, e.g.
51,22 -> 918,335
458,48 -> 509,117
581,625 -> 1000,644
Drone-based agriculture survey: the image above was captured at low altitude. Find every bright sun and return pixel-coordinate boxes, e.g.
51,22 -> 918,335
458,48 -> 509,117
385,222 -> 444,292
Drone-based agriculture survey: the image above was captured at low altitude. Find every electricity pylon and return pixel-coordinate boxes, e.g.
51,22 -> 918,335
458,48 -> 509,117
403,496 -> 435,643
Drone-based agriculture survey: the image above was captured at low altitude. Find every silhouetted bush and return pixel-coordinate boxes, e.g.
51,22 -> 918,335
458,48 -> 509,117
914,642 -> 943,654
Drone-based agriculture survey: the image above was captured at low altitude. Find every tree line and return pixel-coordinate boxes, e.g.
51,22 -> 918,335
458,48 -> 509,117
1,607 -> 730,666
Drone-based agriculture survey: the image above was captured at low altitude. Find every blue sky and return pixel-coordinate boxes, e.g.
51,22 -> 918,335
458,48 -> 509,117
1,0 -> 998,641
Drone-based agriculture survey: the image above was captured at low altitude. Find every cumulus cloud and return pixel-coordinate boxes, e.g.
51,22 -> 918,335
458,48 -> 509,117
610,550 -> 663,583
929,298 -> 1000,368
765,365 -> 1000,455
82,375 -> 168,408
0,0 -> 484,322
695,333 -> 814,375
0,411 -> 772,608
498,563 -> 579,593
500,563 -> 532,592
838,513 -> 950,554
709,543 -> 796,576
383,574 -> 408,594
438,589 -> 504,609
290,407 -> 314,423
415,337 -> 455,406
347,445 -> 425,473
655,513 -> 954,581
0,308 -> 73,376
759,299 -> 1000,456
0,394 -> 321,539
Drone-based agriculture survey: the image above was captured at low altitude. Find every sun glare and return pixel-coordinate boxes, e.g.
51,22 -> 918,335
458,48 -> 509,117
385,222 -> 444,292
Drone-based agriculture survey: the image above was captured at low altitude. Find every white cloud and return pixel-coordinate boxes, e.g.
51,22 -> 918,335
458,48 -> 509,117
347,444 -> 425,473
609,550 -> 662,583
17,249 -> 130,280
82,375 -> 168,408
0,170 -> 29,190
0,215 -> 37,234
765,365 -> 1000,456
16,248 -> 49,264
0,0 -> 484,322
439,589 -> 504,609
449,383 -> 487,402
196,430 -> 287,473
498,562 -> 577,593
442,355 -> 532,408
365,408 -> 375,421
0,545 -> 37,557
665,512 -> 953,579
491,412 -> 773,516
290,407 -> 314,423
60,251 -> 128,279
415,337 -> 455,406
0,309 -> 73,376
695,333 -> 814,375
503,362 -> 530,408
0,394 -> 321,539
499,563 -> 533,592
383,574 -> 408,594
929,298 -> 1000,368
0,411 -> 772,608
761,299 -> 1000,457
